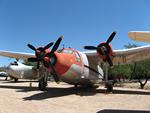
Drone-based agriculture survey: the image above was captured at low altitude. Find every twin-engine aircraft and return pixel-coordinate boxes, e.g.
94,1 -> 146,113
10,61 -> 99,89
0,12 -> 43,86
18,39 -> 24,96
0,32 -> 150,91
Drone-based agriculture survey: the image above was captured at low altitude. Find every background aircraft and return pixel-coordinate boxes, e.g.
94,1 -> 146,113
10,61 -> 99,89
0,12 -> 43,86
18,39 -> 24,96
0,71 -> 8,80
128,31 -> 150,42
0,32 -> 150,91
6,61 -> 39,82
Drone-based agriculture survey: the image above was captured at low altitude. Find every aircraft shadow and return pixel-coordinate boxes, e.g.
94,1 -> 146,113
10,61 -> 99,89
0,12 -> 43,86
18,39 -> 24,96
97,109 -> 149,113
0,84 -> 150,100
23,87 -> 102,100
23,87 -> 150,100
1,80 -> 38,83
0,85 -> 38,92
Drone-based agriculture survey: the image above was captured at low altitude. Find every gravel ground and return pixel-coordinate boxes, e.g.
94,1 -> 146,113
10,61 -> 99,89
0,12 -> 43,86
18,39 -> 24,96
0,78 -> 150,113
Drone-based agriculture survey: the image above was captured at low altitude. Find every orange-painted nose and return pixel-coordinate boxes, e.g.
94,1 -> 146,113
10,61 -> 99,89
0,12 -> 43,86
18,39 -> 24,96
53,52 -> 71,76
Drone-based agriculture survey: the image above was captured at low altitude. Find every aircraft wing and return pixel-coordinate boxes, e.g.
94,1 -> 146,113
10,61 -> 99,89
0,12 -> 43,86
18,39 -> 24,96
0,50 -> 35,61
83,45 -> 150,65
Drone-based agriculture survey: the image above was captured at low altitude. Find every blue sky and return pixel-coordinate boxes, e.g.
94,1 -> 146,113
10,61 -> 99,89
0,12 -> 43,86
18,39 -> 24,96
0,0 -> 150,66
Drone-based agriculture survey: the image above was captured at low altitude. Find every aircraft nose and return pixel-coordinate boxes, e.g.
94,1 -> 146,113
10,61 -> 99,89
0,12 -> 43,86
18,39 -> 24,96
53,52 -> 70,76
6,65 -> 17,77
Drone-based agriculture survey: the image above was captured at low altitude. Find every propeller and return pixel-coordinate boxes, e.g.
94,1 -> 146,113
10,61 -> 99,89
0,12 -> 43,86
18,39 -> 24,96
106,31 -> 116,44
44,36 -> 63,82
27,44 -> 36,51
47,59 -> 59,82
27,42 -> 54,68
27,36 -> 62,83
84,31 -> 116,66
45,36 -> 62,57
84,46 -> 98,50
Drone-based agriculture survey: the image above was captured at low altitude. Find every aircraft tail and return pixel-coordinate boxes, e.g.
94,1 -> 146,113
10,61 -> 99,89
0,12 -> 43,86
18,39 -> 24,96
128,31 -> 150,42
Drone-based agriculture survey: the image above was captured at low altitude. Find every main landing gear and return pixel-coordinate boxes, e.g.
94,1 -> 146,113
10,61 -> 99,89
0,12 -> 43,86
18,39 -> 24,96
38,68 -> 48,91
9,76 -> 18,82
105,80 -> 113,93
104,63 -> 113,93
39,75 -> 48,91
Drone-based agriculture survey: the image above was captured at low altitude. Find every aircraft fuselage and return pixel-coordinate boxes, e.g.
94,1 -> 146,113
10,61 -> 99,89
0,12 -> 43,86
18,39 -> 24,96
45,48 -> 103,85
7,62 -> 38,79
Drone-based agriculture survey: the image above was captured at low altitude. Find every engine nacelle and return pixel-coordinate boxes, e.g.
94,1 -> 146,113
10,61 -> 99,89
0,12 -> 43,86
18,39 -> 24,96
97,43 -> 113,63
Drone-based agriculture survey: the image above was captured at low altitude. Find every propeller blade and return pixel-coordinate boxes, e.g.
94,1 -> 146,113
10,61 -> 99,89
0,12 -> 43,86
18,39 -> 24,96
43,42 -> 54,50
45,52 -> 51,58
106,31 -> 116,44
51,36 -> 62,54
28,58 -> 38,62
52,71 -> 59,83
48,61 -> 59,82
27,44 -> 36,51
104,51 -> 113,66
84,46 -> 98,50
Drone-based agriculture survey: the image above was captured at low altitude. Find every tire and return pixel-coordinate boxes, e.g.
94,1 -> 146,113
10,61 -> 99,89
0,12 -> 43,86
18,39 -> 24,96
106,81 -> 113,93
14,78 -> 18,82
38,76 -> 47,91
5,77 -> 8,81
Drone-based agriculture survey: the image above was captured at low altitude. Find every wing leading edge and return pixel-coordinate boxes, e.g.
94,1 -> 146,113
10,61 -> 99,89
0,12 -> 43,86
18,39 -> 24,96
1,45 -> 150,64
83,45 -> 150,65
0,50 -> 35,61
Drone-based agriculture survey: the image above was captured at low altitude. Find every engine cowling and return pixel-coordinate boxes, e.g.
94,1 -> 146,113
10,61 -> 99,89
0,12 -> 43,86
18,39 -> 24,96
97,43 -> 113,64
84,31 -> 116,66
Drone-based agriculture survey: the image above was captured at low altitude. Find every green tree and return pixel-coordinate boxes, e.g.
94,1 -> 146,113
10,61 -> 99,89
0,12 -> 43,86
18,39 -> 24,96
124,43 -> 139,48
109,64 -> 131,83
109,43 -> 150,89
0,67 -> 6,72
124,43 -> 150,89
131,59 -> 150,89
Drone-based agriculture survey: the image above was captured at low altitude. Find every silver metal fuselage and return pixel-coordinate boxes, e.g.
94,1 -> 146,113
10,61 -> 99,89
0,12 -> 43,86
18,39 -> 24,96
6,62 -> 38,79
59,52 -> 104,85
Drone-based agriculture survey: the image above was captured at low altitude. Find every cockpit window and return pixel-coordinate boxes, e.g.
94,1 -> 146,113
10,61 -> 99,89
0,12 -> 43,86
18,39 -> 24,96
57,49 -> 63,53
73,51 -> 81,62
58,48 -> 81,62
10,61 -> 18,65
60,49 -> 73,54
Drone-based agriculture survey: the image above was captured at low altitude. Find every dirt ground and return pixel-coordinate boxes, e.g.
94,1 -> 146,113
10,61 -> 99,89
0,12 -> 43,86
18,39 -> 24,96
0,78 -> 150,113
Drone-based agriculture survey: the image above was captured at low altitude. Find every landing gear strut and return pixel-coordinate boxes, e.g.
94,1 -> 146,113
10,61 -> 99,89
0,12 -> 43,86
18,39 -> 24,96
105,81 -> 113,93
38,67 -> 48,91
39,75 -> 48,91
104,63 -> 113,93
74,84 -> 78,87
14,78 -> 18,82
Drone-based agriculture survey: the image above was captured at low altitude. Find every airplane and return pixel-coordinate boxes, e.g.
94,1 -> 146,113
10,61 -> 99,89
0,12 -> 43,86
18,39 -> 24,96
6,61 -> 39,82
0,31 -> 150,91
128,31 -> 150,42
0,71 -> 8,80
